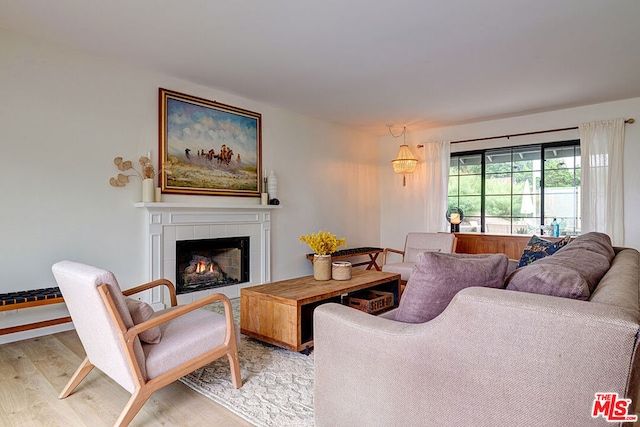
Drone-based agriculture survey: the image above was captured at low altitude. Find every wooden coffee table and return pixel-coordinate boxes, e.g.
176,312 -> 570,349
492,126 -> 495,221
240,270 -> 401,352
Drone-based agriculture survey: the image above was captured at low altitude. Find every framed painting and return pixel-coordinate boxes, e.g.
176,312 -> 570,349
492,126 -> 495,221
159,88 -> 262,197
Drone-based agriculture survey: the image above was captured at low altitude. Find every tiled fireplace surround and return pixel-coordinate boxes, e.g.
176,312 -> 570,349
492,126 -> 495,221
136,202 -> 275,309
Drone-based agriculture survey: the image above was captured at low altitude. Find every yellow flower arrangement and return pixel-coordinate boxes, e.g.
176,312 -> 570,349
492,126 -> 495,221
299,229 -> 347,255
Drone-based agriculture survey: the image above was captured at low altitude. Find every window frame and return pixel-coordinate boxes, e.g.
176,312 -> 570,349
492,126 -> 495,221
448,139 -> 580,235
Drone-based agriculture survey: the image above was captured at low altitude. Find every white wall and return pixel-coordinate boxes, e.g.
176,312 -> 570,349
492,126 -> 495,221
380,98 -> 640,252
0,30 -> 380,342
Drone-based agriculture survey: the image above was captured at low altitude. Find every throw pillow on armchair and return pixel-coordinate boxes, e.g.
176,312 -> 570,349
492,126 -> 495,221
395,252 -> 509,323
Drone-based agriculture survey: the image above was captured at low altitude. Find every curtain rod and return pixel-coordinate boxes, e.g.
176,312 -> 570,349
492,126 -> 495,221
448,118 -> 635,145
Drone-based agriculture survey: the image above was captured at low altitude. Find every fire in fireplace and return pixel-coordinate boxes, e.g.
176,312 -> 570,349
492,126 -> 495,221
176,236 -> 250,294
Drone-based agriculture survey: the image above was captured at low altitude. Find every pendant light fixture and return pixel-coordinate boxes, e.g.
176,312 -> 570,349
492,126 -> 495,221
389,125 -> 418,186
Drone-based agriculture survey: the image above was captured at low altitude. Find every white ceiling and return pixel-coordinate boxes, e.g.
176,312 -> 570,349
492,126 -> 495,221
3,0 -> 640,134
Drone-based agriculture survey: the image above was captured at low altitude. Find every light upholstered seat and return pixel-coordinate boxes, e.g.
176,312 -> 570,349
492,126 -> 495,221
52,260 -> 241,427
381,232 -> 457,282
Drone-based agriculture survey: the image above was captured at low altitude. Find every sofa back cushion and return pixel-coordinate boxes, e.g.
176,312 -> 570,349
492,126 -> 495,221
505,232 -> 614,300
395,252 -> 509,323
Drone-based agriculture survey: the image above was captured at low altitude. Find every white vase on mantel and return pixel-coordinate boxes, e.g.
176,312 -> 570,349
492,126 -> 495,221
142,178 -> 154,202
267,170 -> 278,201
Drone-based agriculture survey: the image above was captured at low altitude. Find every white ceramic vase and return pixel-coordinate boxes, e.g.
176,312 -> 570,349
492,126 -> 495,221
267,170 -> 278,201
142,178 -> 154,202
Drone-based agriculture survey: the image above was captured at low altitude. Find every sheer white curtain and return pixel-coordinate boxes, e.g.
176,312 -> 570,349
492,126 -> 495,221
423,140 -> 451,232
578,118 -> 625,245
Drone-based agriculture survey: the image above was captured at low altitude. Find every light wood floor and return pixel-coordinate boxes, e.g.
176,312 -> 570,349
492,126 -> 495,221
0,330 -> 253,427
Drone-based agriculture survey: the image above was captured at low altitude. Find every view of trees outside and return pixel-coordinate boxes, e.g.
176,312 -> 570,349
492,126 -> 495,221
543,146 -> 581,235
448,144 -> 581,235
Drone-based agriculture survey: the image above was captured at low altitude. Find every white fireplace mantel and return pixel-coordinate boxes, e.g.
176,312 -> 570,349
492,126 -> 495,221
134,202 -> 282,210
136,202 -> 279,308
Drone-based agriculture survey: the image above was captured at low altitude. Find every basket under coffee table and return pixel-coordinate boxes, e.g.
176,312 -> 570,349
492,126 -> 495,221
240,270 -> 401,352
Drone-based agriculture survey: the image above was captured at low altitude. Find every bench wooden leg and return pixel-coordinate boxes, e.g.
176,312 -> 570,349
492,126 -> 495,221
367,253 -> 382,271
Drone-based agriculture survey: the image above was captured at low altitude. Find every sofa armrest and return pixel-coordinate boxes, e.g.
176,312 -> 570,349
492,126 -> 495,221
314,287 -> 640,427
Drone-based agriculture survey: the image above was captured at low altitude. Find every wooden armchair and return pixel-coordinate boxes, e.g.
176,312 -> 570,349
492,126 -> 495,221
382,233 -> 457,291
52,260 -> 241,427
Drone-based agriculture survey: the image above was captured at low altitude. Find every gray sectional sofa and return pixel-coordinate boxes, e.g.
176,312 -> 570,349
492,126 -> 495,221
314,233 -> 640,427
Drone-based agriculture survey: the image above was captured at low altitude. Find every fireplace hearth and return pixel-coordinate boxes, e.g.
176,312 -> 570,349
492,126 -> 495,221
176,237 -> 250,294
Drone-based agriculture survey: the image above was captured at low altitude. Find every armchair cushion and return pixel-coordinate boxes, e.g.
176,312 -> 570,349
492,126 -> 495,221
381,262 -> 415,282
395,253 -> 509,323
125,298 -> 162,344
143,307 -> 229,379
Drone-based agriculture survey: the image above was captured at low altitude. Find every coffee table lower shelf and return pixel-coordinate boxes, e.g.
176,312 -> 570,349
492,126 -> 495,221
240,270 -> 400,352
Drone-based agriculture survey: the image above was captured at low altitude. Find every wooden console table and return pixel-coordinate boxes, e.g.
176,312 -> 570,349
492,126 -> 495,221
305,247 -> 384,271
453,232 -> 567,259
240,270 -> 400,352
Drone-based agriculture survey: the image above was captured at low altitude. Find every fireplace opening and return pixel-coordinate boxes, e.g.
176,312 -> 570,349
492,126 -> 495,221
176,236 -> 250,294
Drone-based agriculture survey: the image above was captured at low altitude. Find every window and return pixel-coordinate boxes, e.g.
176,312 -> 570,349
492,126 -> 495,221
448,141 -> 581,236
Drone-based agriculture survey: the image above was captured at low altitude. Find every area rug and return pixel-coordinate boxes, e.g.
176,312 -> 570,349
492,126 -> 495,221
179,299 -> 315,427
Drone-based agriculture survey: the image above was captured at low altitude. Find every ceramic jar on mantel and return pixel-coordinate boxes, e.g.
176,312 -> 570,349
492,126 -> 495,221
313,254 -> 332,281
142,178 -> 154,202
267,170 -> 278,200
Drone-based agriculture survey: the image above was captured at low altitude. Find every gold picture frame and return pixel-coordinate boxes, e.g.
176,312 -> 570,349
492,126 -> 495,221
159,88 -> 262,197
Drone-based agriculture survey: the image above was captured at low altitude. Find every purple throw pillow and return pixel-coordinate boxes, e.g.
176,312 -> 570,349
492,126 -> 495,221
395,253 -> 509,323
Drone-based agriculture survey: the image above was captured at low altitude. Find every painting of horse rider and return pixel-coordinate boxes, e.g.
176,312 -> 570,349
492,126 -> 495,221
159,88 -> 262,197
